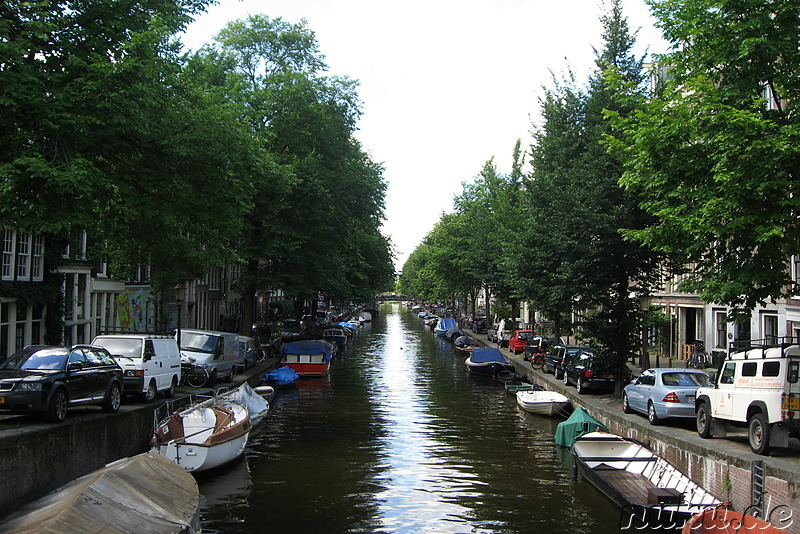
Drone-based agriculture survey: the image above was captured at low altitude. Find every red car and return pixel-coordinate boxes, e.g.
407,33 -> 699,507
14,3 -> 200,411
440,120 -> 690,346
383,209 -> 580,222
508,330 -> 535,354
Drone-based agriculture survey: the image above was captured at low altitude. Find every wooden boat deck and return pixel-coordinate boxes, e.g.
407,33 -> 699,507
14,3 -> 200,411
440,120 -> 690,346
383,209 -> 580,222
594,465 -> 655,504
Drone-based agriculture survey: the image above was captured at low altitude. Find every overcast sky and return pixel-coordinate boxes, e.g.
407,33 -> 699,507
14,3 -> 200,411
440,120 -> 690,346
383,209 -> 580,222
181,0 -> 670,272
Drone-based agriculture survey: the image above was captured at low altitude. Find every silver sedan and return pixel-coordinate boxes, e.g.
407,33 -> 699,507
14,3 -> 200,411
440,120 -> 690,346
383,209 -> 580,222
623,368 -> 710,425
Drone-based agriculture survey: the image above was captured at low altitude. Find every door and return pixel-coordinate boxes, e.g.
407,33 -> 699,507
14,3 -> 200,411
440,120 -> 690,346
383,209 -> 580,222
65,349 -> 94,402
715,361 -> 736,418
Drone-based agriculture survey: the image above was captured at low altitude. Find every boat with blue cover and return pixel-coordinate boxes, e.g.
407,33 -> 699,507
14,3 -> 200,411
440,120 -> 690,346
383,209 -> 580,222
464,347 -> 514,377
434,318 -> 457,336
281,339 -> 336,377
264,366 -> 299,387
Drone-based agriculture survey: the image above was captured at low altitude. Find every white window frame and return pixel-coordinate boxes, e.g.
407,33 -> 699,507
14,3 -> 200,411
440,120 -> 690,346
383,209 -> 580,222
2,229 -> 14,281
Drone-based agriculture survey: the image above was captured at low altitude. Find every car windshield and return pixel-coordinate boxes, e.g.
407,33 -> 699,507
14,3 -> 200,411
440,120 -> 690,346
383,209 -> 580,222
1,349 -> 67,370
181,332 -> 217,353
518,332 -> 533,340
661,372 -> 709,387
281,321 -> 300,329
93,338 -> 142,359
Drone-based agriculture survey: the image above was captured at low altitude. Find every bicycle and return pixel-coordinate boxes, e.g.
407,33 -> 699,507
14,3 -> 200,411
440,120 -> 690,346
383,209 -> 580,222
687,342 -> 712,369
531,353 -> 545,370
182,362 -> 210,388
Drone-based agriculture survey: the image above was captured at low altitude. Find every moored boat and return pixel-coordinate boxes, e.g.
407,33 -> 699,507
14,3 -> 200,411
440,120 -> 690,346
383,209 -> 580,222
572,431 -> 721,529
281,339 -> 336,377
465,347 -> 514,377
434,318 -> 457,336
0,452 -> 200,534
264,365 -> 299,387
154,392 -> 252,473
322,324 -> 348,349
453,335 -> 479,353
516,389 -> 571,416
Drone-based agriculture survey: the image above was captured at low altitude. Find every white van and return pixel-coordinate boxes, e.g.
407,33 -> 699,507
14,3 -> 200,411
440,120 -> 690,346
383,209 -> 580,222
91,334 -> 181,402
178,329 -> 240,386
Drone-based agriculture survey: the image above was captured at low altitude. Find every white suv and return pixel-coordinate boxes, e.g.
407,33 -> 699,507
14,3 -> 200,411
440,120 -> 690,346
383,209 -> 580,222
695,339 -> 800,455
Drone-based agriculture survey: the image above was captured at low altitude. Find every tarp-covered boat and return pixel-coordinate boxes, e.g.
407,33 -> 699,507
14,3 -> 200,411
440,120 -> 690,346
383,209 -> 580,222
0,452 -> 200,534
265,365 -> 299,386
281,339 -> 336,377
465,348 -> 514,377
434,318 -> 457,335
554,406 -> 607,447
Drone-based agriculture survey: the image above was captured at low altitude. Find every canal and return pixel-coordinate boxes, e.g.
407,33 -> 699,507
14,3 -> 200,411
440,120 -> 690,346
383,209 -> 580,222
193,304 -> 627,533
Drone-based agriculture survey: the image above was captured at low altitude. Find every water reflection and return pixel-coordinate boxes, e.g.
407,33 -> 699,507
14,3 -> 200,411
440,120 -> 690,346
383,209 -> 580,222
195,304 -> 625,533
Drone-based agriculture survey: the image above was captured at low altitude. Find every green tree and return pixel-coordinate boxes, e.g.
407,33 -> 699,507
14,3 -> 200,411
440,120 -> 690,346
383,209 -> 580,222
608,0 -> 800,316
0,0 -> 256,284
190,15 -> 392,323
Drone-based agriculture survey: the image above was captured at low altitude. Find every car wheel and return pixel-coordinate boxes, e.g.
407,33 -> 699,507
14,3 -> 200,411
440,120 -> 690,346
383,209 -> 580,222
554,367 -> 563,380
207,369 -> 218,387
748,413 -> 772,455
563,372 -> 570,386
622,393 -> 633,414
647,401 -> 661,425
576,378 -> 585,394
165,377 -> 176,398
46,388 -> 68,423
143,380 -> 157,403
102,383 -> 122,413
696,402 -> 713,438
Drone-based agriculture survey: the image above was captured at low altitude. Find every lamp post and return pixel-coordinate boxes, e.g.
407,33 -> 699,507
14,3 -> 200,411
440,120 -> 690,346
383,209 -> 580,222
174,283 -> 185,348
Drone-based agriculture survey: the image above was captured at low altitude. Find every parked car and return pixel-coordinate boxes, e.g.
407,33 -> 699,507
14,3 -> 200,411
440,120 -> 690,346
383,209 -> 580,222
522,336 -> 563,362
508,330 -> 535,354
495,318 -> 524,347
471,316 -> 488,334
562,352 -> 615,394
623,368 -> 710,425
0,345 -> 124,422
251,323 -> 282,359
178,330 -> 240,386
546,345 -> 590,379
91,334 -> 180,402
279,319 -> 303,342
237,335 -> 259,371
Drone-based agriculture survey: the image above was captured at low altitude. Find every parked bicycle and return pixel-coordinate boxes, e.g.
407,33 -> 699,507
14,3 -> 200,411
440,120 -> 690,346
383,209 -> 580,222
181,361 -> 210,388
687,341 -> 712,369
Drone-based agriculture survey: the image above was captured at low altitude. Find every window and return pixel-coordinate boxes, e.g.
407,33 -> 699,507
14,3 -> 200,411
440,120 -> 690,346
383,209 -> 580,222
742,362 -> 757,377
31,234 -> 43,281
715,311 -> 728,349
789,362 -> 799,384
720,363 -> 736,384
763,361 -> 780,377
763,314 -> 778,344
2,229 -> 13,280
15,234 -> 30,280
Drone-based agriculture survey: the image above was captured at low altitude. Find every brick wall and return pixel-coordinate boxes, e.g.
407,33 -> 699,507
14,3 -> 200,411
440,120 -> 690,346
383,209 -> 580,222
0,407 -> 155,519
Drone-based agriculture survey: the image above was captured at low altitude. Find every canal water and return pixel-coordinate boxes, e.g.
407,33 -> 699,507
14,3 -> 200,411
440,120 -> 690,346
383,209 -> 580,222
193,303 -> 627,533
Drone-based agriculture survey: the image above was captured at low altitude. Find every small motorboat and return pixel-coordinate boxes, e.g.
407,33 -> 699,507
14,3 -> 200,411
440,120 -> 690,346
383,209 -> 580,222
516,389 -> 571,416
572,431 -> 721,529
154,392 -> 253,473
218,382 -> 270,426
281,339 -> 337,377
465,347 -> 514,377
264,365 -> 299,387
0,452 -> 200,533
322,324 -> 348,349
434,318 -> 457,336
453,335 -> 479,353
681,503 -> 791,533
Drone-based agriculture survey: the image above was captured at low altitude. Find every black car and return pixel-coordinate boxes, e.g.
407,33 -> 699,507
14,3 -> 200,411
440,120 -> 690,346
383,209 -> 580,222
562,351 -> 615,394
545,345 -> 591,379
471,316 -> 487,334
0,345 -> 124,422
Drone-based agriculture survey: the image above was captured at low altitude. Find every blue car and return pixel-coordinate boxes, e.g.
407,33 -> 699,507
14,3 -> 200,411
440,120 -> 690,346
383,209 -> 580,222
622,368 -> 710,425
